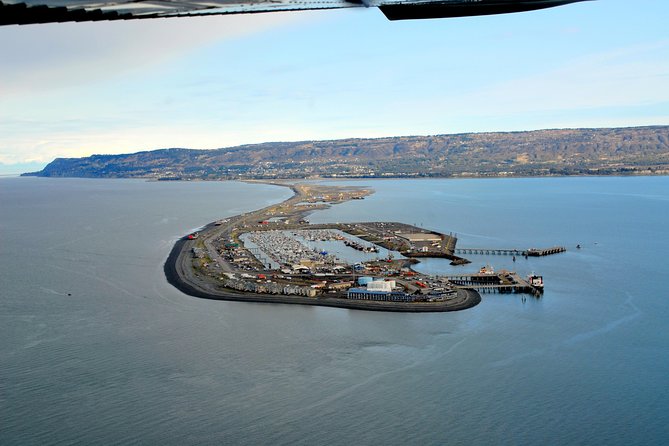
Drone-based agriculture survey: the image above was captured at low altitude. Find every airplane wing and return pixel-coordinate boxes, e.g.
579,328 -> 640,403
0,0 -> 591,25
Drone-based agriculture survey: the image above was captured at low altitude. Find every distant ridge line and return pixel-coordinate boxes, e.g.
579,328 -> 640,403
24,125 -> 669,180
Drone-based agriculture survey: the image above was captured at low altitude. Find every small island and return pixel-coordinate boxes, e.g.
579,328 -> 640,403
165,182 -> 553,312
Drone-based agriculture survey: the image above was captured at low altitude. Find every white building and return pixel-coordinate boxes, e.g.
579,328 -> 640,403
367,280 -> 393,292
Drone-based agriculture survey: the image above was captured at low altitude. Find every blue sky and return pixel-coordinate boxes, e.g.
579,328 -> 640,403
1,0 -> 668,173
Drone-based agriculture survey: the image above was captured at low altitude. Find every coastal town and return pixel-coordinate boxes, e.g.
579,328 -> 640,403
166,182 -> 559,312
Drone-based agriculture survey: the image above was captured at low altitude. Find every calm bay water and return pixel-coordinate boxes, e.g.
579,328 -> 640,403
1,176 -> 668,445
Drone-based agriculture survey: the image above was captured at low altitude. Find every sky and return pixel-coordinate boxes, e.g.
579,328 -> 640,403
1,0 -> 668,173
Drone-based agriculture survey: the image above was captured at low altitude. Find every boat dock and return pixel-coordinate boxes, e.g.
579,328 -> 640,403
454,246 -> 566,257
444,271 -> 543,296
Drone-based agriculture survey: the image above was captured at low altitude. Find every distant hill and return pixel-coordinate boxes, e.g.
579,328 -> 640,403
24,126 -> 669,179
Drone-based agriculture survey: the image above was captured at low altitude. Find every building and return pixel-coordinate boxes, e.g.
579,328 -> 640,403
347,288 -> 416,302
367,280 -> 393,292
357,276 -> 374,286
327,281 -> 353,291
396,232 -> 442,242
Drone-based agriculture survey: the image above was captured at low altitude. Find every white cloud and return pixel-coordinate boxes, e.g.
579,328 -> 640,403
2,5 -> 668,165
0,13 -> 304,97
440,39 -> 669,117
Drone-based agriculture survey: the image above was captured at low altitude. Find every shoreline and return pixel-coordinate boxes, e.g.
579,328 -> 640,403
164,181 -> 481,313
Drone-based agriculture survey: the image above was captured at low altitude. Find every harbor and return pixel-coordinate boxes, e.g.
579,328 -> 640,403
165,181 -> 557,312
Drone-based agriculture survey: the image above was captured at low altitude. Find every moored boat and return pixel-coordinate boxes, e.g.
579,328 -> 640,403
527,273 -> 544,291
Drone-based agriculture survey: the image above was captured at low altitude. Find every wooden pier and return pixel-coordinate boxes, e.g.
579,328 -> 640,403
454,246 -> 566,257
526,246 -> 566,256
444,271 -> 543,297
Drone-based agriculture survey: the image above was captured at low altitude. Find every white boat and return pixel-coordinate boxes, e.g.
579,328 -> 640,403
479,264 -> 494,275
527,273 -> 544,289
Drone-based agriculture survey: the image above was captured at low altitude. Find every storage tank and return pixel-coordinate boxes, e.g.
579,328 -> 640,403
358,276 -> 374,286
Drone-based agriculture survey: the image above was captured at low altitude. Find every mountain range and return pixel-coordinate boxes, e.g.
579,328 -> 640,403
24,126 -> 669,180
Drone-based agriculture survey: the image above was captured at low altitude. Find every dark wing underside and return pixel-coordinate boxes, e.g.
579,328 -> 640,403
0,0 -> 591,25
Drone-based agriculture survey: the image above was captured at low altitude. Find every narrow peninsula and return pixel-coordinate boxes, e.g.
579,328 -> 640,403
165,182 -> 553,312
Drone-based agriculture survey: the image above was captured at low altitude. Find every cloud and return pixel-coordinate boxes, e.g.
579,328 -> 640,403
0,13 -> 304,96
3,4 -> 668,164
442,39 -> 669,117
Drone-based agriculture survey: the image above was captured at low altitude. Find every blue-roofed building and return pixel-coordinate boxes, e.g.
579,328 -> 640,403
347,288 -> 416,302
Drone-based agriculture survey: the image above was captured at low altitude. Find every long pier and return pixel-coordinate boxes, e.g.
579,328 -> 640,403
454,246 -> 566,257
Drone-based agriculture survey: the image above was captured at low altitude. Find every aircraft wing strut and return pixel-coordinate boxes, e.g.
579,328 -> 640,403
0,0 -> 591,26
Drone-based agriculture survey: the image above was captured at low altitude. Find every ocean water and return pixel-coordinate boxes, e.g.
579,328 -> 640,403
1,176 -> 668,445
